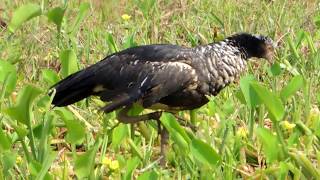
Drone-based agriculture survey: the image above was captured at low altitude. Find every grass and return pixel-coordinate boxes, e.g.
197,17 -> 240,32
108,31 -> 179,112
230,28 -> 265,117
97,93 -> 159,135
0,0 -> 320,179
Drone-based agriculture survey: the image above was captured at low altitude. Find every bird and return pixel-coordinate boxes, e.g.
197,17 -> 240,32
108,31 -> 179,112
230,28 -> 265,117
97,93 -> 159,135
50,33 -> 275,163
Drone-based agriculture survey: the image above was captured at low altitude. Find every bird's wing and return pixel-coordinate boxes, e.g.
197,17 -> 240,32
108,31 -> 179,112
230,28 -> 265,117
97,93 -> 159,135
51,44 -> 197,110
98,60 -> 198,113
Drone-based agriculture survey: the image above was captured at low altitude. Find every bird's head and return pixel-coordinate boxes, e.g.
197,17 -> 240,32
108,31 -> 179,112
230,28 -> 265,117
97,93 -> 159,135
228,33 -> 276,62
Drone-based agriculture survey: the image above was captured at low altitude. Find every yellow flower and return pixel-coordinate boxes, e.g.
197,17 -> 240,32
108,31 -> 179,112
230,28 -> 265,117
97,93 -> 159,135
109,160 -> 119,170
280,120 -> 296,130
102,157 -> 112,166
121,14 -> 131,21
16,155 -> 23,164
102,157 -> 119,170
236,127 -> 248,138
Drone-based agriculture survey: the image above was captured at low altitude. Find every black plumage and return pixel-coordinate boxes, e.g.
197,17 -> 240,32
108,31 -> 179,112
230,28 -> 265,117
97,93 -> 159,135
51,33 -> 275,113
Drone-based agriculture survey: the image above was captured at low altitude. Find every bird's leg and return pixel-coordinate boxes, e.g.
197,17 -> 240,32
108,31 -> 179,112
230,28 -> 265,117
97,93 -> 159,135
159,121 -> 169,166
117,105 -> 169,165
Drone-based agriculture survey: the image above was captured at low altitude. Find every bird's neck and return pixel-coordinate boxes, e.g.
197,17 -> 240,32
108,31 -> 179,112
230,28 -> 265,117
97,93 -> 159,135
194,40 -> 248,95
207,39 -> 250,60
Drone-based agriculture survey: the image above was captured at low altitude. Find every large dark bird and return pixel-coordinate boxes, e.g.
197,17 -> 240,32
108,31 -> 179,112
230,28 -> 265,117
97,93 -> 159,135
50,33 -> 275,162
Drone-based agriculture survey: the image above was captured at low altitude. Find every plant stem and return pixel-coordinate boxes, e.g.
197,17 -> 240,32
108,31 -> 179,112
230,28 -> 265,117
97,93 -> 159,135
190,109 -> 197,125
21,140 -> 32,162
274,122 -> 288,158
27,107 -> 37,160
249,108 -> 254,139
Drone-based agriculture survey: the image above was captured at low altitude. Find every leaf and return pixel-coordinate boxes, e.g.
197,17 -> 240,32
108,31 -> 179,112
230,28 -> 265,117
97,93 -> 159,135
239,75 -> 261,108
287,37 -> 300,62
123,156 -> 140,180
5,85 -> 42,125
190,137 -> 221,168
42,69 -> 59,85
289,150 -> 320,179
160,113 -> 191,153
256,127 -> 280,163
111,124 -> 128,148
65,119 -> 85,145
106,33 -> 118,53
68,2 -> 90,35
269,62 -> 282,76
75,142 -> 100,179
250,82 -> 284,122
0,60 -> 17,97
35,152 -> 57,180
47,7 -> 65,32
2,152 -> 16,176
0,128 -> 12,151
123,34 -> 137,49
54,108 -> 85,145
59,49 -> 78,78
137,170 -> 158,180
280,75 -> 304,102
8,3 -> 42,32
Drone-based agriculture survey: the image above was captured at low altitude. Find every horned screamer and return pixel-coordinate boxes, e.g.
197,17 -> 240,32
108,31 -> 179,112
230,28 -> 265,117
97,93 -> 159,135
50,33 -> 275,163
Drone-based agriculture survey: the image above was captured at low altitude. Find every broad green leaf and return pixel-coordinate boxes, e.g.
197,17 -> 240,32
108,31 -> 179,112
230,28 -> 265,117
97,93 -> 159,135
250,82 -> 284,122
29,160 -> 42,176
42,69 -> 59,85
239,75 -> 260,108
137,170 -> 158,180
0,128 -> 11,151
2,151 -> 16,176
54,108 -> 85,144
47,7 -> 65,32
8,4 -> 42,32
111,124 -> 128,148
280,75 -> 304,102
59,49 -> 78,78
235,89 -> 246,105
0,60 -> 17,96
75,143 -> 100,179
160,113 -> 191,153
54,107 -> 74,121
190,138 -> 220,168
269,62 -> 282,76
5,85 -> 42,125
68,2 -> 90,35
106,33 -> 118,53
123,156 -> 140,180
256,127 -> 280,163
65,119 -> 85,145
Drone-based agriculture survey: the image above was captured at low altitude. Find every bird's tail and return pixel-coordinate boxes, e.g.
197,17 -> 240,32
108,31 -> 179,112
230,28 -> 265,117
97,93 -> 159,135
50,67 -> 97,107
